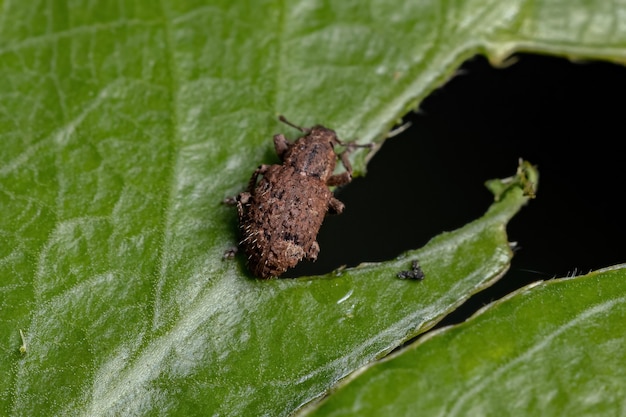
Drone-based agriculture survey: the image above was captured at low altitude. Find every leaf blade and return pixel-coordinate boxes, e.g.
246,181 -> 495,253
2,0 -> 624,415
302,265 -> 626,416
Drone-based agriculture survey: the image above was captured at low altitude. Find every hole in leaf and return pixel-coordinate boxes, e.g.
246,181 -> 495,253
286,54 -> 626,326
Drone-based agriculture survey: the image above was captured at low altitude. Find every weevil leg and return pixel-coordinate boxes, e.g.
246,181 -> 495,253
335,140 -> 374,175
223,246 -> 238,259
247,164 -> 270,192
273,134 -> 291,160
328,146 -> 356,187
328,197 -> 345,214
327,172 -> 351,187
307,241 -> 320,261
235,191 -> 251,219
338,149 -> 354,175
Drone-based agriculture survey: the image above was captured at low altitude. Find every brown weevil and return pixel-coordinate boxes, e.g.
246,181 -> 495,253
225,116 -> 371,279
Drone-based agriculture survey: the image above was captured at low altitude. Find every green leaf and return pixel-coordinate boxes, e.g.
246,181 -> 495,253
301,265 -> 626,416
1,0 -> 623,416
2,154 -> 535,416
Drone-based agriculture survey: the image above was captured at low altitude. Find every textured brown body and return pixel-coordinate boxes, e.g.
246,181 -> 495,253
232,117 -> 361,278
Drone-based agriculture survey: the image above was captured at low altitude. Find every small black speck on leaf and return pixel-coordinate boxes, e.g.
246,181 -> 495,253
397,260 -> 425,280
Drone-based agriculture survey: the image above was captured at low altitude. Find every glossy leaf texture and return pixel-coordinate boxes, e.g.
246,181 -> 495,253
302,265 -> 626,416
1,0 -> 624,416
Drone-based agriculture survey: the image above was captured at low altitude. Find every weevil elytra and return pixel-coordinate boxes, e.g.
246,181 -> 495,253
225,116 -> 371,279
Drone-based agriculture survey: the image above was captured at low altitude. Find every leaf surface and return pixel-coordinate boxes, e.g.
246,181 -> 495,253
302,265 -> 626,416
1,0 -> 624,415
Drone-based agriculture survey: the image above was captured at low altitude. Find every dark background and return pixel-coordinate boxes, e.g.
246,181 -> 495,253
287,53 -> 626,324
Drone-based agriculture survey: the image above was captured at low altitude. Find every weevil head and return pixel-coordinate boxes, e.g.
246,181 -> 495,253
284,125 -> 340,180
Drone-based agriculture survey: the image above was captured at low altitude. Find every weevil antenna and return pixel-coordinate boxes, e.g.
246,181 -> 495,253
278,115 -> 309,133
